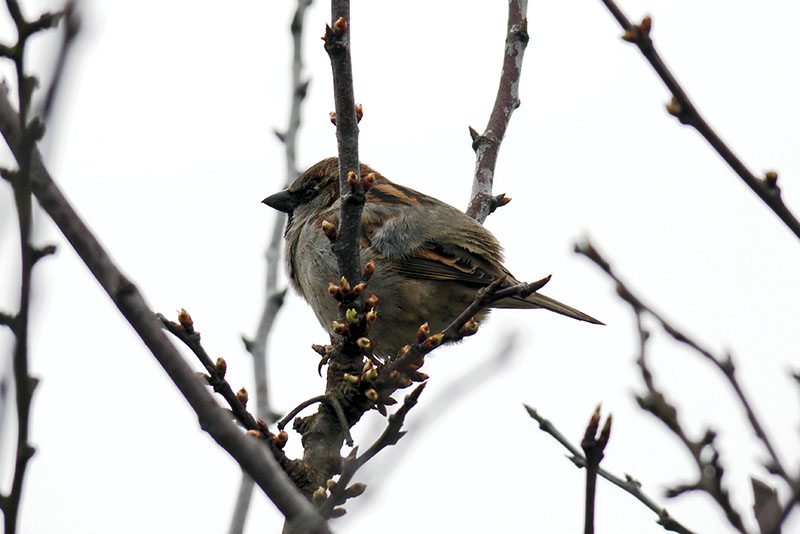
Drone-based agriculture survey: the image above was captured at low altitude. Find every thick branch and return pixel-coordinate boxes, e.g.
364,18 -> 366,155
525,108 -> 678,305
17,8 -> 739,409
0,86 -> 329,534
598,0 -> 800,242
466,0 -> 529,223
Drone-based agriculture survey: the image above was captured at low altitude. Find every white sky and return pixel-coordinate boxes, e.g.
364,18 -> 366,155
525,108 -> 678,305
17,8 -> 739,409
1,1 -> 799,533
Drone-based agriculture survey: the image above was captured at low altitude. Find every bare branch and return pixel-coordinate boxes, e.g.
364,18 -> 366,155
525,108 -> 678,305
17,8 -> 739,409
0,86 -> 330,534
39,1 -> 79,121
228,2 -> 313,532
581,406 -> 612,534
159,313 -> 259,431
0,5 -> 73,531
466,0 -> 529,222
318,383 -> 425,517
752,478 -> 782,534
373,276 -> 551,401
597,0 -> 800,242
524,404 -> 698,534
631,312 -> 746,532
576,239 -> 794,488
574,239 -> 800,532
343,333 -> 520,510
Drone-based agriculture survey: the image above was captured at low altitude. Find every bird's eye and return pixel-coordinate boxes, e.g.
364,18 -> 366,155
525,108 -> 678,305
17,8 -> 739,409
302,187 -> 317,201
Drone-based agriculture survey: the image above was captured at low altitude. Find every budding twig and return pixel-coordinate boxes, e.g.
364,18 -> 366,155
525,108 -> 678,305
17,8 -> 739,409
598,0 -> 800,242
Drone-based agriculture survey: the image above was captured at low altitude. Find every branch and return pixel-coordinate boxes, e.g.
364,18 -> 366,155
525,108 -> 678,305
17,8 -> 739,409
318,383 -> 425,517
292,273 -> 549,501
286,0 -> 375,506
159,312 -> 259,431
0,85 -> 330,534
631,312 -> 746,532
576,239 -> 795,489
581,406 -> 612,534
0,5 -> 69,532
294,1 -> 540,514
597,0 -> 800,242
466,0 -> 529,223
39,1 -> 79,121
752,478 -> 782,534
228,2 -> 312,532
372,276 -> 551,402
324,1 -> 363,286
574,239 -> 800,532
524,405 -> 698,534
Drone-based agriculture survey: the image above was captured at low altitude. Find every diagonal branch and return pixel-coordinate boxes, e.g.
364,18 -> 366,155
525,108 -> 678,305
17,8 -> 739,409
576,239 -> 800,533
466,0 -> 529,223
318,383 -> 425,517
0,85 -> 330,534
631,312 -> 746,532
597,0 -> 800,242
525,404 -> 698,534
373,276 -> 550,400
576,239 -> 794,488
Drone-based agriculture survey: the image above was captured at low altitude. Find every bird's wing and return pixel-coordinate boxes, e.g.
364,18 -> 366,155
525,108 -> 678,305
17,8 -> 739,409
358,179 -> 508,287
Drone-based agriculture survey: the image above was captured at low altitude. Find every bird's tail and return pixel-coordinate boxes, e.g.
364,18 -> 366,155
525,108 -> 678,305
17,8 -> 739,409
494,292 -> 604,325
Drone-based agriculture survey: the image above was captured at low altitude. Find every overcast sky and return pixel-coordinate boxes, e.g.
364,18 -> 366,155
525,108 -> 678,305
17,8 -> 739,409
1,1 -> 799,533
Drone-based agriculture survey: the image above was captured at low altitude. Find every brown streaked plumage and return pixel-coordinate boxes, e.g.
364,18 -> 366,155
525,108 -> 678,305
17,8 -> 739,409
263,157 -> 602,356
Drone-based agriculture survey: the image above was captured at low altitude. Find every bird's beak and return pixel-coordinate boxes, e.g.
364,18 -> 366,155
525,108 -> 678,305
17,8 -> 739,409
262,190 -> 295,213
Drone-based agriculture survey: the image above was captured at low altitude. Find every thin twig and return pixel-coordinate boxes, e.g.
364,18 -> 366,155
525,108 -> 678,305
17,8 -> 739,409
159,313 -> 259,430
278,395 -> 353,447
318,383 -> 425,517
466,0 -> 529,223
632,311 -> 746,533
0,86 -> 330,534
350,333 -> 519,508
39,1 -> 79,121
580,406 -> 612,534
372,276 -> 551,400
524,404 -> 698,534
279,396 -> 328,431
598,0 -> 800,242
0,5 -> 66,532
228,2 -> 313,532
575,239 -> 800,532
576,239 -> 794,488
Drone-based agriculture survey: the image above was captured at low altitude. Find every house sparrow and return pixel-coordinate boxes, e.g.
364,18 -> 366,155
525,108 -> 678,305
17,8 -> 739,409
263,157 -> 601,356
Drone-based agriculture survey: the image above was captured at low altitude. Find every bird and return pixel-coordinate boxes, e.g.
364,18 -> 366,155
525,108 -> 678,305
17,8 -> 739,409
263,157 -> 601,356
